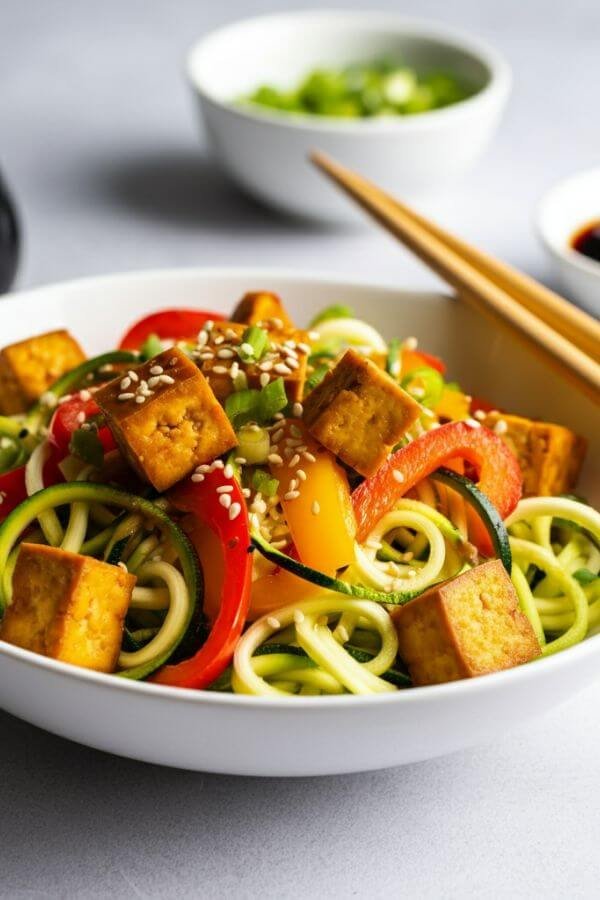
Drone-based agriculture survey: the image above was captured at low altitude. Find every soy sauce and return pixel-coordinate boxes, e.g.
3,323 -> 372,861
571,220 -> 600,265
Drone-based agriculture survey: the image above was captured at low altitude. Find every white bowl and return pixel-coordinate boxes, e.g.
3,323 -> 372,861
537,167 -> 600,317
186,11 -> 511,222
0,268 -> 598,775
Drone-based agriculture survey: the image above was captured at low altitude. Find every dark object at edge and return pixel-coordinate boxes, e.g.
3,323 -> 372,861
0,174 -> 20,293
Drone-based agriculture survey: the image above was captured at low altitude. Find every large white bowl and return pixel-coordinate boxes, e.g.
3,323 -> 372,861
537,167 -> 600,317
0,268 -> 598,776
186,11 -> 511,222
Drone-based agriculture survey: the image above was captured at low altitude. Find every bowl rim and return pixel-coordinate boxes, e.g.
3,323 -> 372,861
185,9 -> 512,134
536,166 -> 600,280
0,265 -> 598,713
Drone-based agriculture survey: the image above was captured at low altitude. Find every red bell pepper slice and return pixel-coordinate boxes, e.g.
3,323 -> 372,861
0,465 -> 28,521
151,467 -> 252,689
352,421 -> 522,553
118,309 -> 225,351
402,348 -> 446,376
48,395 -> 116,457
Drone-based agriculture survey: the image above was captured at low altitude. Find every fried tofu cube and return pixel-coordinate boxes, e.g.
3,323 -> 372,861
194,321 -> 308,403
0,329 -> 86,414
0,543 -> 134,673
231,291 -> 294,329
95,347 -> 236,492
483,411 -> 587,496
392,560 -> 541,686
302,349 -> 421,477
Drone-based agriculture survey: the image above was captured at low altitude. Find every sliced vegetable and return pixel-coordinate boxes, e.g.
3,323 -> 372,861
151,467 -> 252,689
0,465 -> 28,522
309,305 -> 354,327
352,421 -> 522,555
225,378 -> 288,429
402,347 -> 446,376
239,325 -> 268,362
435,386 -> 470,421
118,309 -> 224,350
401,365 -> 444,408
48,396 -> 116,458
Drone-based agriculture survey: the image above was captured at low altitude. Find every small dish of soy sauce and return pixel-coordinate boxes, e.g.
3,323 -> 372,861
537,166 -> 600,317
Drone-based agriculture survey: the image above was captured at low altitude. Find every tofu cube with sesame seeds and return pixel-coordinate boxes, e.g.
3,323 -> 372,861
95,347 -> 237,492
231,291 -> 295,329
391,560 -> 541,686
0,543 -> 135,673
302,349 -> 422,478
482,411 -> 587,497
194,321 -> 309,403
0,330 -> 86,415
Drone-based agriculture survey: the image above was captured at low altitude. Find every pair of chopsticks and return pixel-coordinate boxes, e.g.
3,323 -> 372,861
311,152 -> 600,404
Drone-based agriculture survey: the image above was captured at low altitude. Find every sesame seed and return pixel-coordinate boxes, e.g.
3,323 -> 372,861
135,395 -> 146,404
196,464 -> 211,473
128,370 -> 139,382
224,464 -> 234,479
234,457 -> 247,465
117,561 -> 128,572
147,376 -> 160,388
217,485 -> 234,494
289,453 -> 300,467
392,469 -> 405,483
212,459 -> 225,469
79,389 -> 92,401
303,451 -> 316,463
230,362 -> 240,379
274,363 -> 292,376
197,330 -> 208,347
260,372 -> 270,388
285,357 -> 299,370
160,374 -> 175,385
226,328 -> 239,340
297,342 -> 311,354
120,376 -> 132,390
274,412 -> 285,421
200,351 -> 215,360
76,411 -> 86,424
242,487 -> 251,498
465,418 -> 481,429
191,473 -> 205,483
258,361 -> 273,372
296,469 -> 307,481
40,391 -> 58,409
214,336 -> 225,345
205,320 -> 214,331
57,394 -> 73,405
212,365 -> 228,375
271,429 -> 284,443
284,490 -> 300,500
219,494 -> 232,509
494,419 -> 508,435
150,365 -> 163,375
289,478 -> 298,491
311,501 -> 320,515
404,336 -> 418,350
229,502 -> 241,521
474,410 -> 487,421
267,616 -> 281,629
285,437 -> 302,447
118,392 -> 135,401
240,342 -> 254,355
292,402 -> 303,417
268,453 -> 283,465
217,348 -> 235,359
294,609 -> 305,624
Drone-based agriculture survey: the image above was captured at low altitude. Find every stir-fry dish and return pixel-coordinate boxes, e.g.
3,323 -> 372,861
0,292 -> 598,696
242,60 -> 474,119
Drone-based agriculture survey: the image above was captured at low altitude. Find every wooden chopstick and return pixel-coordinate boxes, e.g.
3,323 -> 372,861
310,151 -> 600,405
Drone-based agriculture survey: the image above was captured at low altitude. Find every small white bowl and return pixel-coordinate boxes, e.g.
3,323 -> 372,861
537,167 -> 600,317
186,11 -> 511,223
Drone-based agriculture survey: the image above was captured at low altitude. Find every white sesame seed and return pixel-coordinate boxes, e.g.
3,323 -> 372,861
268,453 -> 283,465
308,330 -> 320,340
230,361 -> 239,379
224,464 -> 234,479
474,409 -> 487,421
289,453 -> 300,468
147,376 -> 160,388
465,418 -> 481,429
57,394 -> 74,405
294,609 -> 305,624
234,457 -> 247,465
118,392 -> 135,401
40,391 -> 58,409
160,374 -> 175,385
303,451 -> 316,463
197,330 -> 208,347
285,437 -> 302,447
274,363 -> 292,376
292,402 -> 303,418
274,412 -> 285,421
392,469 -> 405,483
78,389 -> 92,401
135,395 -> 146,404
214,335 -> 225,345
297,342 -> 311,354
240,342 -> 254,355
149,365 -> 163,375
285,357 -> 299,370
259,372 -> 270,388
128,370 -> 139,382
217,485 -> 234,494
119,376 -> 132,390
191,473 -> 205,483
258,361 -> 273,372
267,616 -> 281,629
296,468 -> 307,481
225,328 -> 239,340
404,336 -> 418,350
311,501 -> 320,515
271,429 -> 284,443
200,351 -> 215,360
217,348 -> 235,359
229,502 -> 241,521
219,493 -> 232,509
284,490 -> 300,500
212,365 -> 228,375
196,464 -> 211,474
212,459 -> 225,469
242,488 -> 251,498
494,419 -> 508,435
205,320 -> 214,331
76,411 -> 86,424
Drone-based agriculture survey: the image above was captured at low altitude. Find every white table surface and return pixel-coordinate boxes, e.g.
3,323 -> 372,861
1,1 -> 599,897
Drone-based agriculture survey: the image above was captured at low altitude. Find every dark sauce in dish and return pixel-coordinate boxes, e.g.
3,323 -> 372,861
570,220 -> 600,265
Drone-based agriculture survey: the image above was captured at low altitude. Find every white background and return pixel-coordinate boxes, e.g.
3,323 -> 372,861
1,1 -> 599,897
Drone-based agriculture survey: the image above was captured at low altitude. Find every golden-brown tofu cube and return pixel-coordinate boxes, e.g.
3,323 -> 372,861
194,321 -> 308,403
95,347 -> 236,492
231,291 -> 294,329
483,411 -> 587,496
392,560 -> 541,686
0,543 -> 134,673
302,349 -> 421,477
0,329 -> 86,414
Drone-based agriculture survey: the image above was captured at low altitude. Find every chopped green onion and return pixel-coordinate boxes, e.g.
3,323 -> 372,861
252,468 -> 279,497
237,426 -> 270,465
573,568 -> 598,585
304,365 -> 330,395
239,326 -> 269,362
401,365 -> 444,408
309,305 -> 354,327
139,333 -> 164,361
257,377 -> 287,421
386,338 -> 401,378
225,389 -> 260,428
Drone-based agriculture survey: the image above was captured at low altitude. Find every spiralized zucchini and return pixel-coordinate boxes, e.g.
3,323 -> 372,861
506,497 -> 600,655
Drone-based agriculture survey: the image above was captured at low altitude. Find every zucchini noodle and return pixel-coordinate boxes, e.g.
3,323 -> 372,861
25,442 -> 64,546
311,317 -> 387,355
232,597 -> 399,696
60,466 -> 94,554
118,561 -> 190,669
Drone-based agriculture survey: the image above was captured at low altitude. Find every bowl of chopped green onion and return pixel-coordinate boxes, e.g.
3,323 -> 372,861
187,11 -> 511,222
